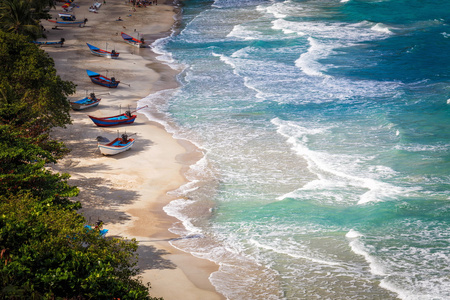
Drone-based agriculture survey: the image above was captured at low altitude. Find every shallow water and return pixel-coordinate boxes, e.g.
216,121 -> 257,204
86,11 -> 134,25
141,0 -> 450,299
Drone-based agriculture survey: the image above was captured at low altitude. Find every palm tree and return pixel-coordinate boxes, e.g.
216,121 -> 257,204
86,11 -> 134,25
0,0 -> 42,39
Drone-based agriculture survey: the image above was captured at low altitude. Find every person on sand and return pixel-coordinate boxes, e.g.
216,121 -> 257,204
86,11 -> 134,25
116,16 -> 123,21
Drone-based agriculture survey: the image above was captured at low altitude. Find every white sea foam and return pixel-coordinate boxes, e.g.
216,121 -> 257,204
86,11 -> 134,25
249,239 -> 341,266
371,23 -> 393,34
394,143 -> 450,152
295,37 -> 333,78
272,19 -> 305,35
227,24 -> 258,40
214,51 -> 267,100
345,230 -> 386,276
163,198 -> 201,235
272,118 -> 412,204
258,0 -> 303,20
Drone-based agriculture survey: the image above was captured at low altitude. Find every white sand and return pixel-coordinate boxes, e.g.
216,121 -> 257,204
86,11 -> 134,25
44,0 -> 224,299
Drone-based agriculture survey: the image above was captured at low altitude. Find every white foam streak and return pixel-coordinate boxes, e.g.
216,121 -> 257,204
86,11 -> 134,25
214,51 -> 266,100
249,239 -> 341,266
163,198 -> 201,235
272,118 -> 409,204
346,230 -> 386,276
295,37 -> 332,78
371,23 -> 393,34
227,24 -> 258,40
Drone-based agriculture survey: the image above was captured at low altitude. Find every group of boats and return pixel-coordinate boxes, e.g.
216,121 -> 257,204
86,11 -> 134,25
44,13 -> 149,156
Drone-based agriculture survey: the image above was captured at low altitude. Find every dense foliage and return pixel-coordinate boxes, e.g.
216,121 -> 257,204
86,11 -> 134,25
0,0 -> 52,39
0,31 -> 160,299
0,31 -> 75,133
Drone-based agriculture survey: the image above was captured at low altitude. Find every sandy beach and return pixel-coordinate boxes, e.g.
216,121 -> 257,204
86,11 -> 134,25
44,0 -> 224,299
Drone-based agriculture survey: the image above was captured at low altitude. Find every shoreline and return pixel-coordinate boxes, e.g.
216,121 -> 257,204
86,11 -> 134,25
45,0 -> 224,299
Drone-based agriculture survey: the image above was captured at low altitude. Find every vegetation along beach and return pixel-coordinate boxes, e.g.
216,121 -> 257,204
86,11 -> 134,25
0,0 -> 221,299
2,0 -> 450,299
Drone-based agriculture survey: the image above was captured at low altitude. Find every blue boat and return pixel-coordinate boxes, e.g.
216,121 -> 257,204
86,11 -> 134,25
69,93 -> 101,110
88,105 -> 146,127
47,18 -> 87,27
86,70 -> 120,88
86,43 -> 119,59
121,32 -> 145,48
32,38 -> 65,47
88,112 -> 136,127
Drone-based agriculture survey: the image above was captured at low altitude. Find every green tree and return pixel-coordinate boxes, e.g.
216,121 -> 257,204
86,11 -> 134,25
0,0 -> 42,39
0,31 -> 75,134
0,124 -> 79,207
0,194 -> 160,299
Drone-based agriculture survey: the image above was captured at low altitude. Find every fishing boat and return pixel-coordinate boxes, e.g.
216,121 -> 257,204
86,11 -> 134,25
58,13 -> 76,21
88,112 -> 136,127
32,38 -> 65,47
97,133 -> 135,156
88,105 -> 147,127
121,32 -> 145,48
86,43 -> 119,59
69,93 -> 101,110
86,70 -> 120,88
47,18 -> 87,27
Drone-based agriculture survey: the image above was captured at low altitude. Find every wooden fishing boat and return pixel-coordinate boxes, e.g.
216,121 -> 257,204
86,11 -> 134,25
86,43 -> 119,58
88,112 -> 136,127
121,32 -> 145,48
69,93 -> 101,110
47,18 -> 87,27
32,38 -> 65,47
58,13 -> 76,21
97,133 -> 135,156
88,106 -> 147,127
86,70 -> 120,88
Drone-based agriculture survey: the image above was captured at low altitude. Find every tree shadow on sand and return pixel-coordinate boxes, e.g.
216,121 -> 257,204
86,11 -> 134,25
134,243 -> 176,271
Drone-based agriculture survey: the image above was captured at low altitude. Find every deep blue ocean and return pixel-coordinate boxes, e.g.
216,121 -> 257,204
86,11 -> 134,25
140,0 -> 450,299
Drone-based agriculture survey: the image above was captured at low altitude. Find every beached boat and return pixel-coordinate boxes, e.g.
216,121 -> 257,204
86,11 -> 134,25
121,32 -> 145,48
58,13 -> 76,21
86,70 -> 120,88
88,106 -> 147,127
88,112 -> 136,127
32,38 -> 65,47
86,43 -> 119,59
97,133 -> 135,156
47,17 -> 87,27
69,93 -> 101,110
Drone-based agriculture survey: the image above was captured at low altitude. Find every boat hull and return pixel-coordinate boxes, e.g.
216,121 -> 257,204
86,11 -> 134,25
86,70 -> 120,88
70,97 -> 101,110
87,43 -> 119,59
47,19 -> 86,26
88,114 -> 137,126
98,138 -> 135,155
32,41 -> 64,47
121,32 -> 145,48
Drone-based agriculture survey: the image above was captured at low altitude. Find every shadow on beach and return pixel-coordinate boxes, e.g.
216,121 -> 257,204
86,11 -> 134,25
136,244 -> 176,271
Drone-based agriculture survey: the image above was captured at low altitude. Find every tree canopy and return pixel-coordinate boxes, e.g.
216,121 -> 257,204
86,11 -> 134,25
0,31 -> 160,299
0,31 -> 75,134
0,0 -> 53,39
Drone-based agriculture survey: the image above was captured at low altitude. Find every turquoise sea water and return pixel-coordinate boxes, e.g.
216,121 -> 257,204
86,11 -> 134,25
141,0 -> 450,299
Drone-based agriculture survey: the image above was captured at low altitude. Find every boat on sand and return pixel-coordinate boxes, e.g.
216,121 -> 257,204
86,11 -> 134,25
86,43 -> 119,59
120,31 -> 145,48
86,70 -> 120,88
69,93 -> 101,110
97,133 -> 135,156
